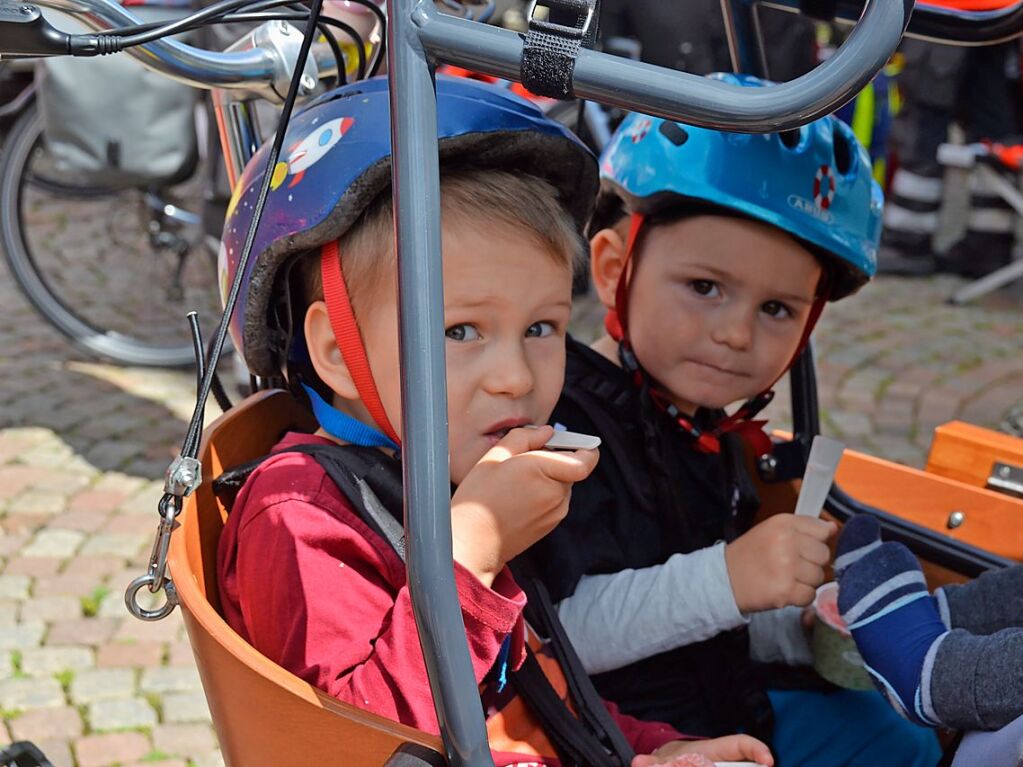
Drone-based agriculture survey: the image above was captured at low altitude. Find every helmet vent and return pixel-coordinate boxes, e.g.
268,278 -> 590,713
778,128 -> 801,149
833,129 -> 853,175
658,122 -> 689,147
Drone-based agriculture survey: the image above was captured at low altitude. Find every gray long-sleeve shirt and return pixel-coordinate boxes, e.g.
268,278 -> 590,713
555,542 -> 812,676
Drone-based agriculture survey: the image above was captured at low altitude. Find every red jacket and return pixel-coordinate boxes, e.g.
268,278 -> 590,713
218,432 -> 686,765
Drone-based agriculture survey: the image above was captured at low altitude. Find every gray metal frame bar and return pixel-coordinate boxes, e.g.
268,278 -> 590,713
414,0 -> 911,131
387,1 -> 493,765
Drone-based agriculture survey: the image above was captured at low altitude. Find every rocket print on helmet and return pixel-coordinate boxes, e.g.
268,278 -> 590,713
814,164 -> 836,210
269,117 -> 356,191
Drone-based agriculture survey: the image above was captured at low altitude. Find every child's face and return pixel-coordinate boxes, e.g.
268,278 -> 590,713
609,214 -> 822,415
360,219 -> 573,484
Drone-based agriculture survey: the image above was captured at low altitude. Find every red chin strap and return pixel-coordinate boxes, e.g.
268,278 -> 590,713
320,241 -> 401,446
603,213 -> 828,456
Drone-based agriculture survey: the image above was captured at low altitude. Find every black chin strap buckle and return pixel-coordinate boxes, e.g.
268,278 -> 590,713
521,0 -> 597,99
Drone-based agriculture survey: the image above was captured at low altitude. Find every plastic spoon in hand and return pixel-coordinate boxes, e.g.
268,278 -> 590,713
524,425 -> 601,451
793,435 -> 845,519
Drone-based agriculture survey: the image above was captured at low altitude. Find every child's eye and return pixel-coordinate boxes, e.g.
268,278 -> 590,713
689,279 -> 720,297
761,301 -> 793,319
525,321 -> 556,338
445,324 -> 480,342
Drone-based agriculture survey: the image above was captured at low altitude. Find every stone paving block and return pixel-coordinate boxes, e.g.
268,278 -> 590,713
32,738 -> 74,767
88,696 -> 158,731
125,760 -> 188,767
0,533 -> 29,558
0,514 -> 50,535
190,749 -> 226,767
102,514 -> 161,536
79,533 -> 146,559
33,574 -> 99,598
96,641 -> 164,669
6,490 -> 69,516
93,473 -> 147,498
47,511 -> 109,535
115,614 -> 182,643
22,529 -> 85,559
826,410 -> 874,439
152,723 -> 217,758
161,692 -> 211,724
20,645 -> 94,676
70,668 -> 136,705
70,489 -> 133,514
0,574 -> 30,600
63,555 -> 124,581
0,600 -> 17,626
19,596 -> 82,623
0,649 -> 11,679
74,732 -> 152,767
9,705 -> 84,740
166,641 -> 194,667
0,620 -> 45,650
0,466 -> 51,500
3,556 -> 62,578
140,665 -> 202,694
0,676 -> 65,710
46,618 -> 119,646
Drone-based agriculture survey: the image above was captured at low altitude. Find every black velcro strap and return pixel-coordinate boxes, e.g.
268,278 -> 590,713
521,0 -> 597,99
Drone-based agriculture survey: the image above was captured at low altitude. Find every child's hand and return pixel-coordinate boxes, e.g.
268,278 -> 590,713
632,734 -> 774,767
725,514 -> 836,613
451,426 -> 598,587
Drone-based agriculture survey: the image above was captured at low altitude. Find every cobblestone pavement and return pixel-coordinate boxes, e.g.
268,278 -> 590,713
1,248 -> 1021,763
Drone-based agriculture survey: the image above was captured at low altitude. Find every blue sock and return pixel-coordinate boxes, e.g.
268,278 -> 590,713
838,542 -> 948,726
833,514 -> 882,577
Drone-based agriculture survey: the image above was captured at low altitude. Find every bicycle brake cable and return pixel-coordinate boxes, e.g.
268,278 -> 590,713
126,0 -> 327,621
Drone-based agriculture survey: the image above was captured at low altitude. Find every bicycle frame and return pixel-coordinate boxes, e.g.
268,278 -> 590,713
11,0 -> 1023,764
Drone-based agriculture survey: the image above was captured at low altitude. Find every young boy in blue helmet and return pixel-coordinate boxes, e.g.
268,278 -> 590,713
214,76 -> 772,767
516,74 -> 943,767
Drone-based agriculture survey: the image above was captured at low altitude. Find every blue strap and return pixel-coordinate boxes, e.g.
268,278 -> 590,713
302,384 -> 400,451
495,635 -> 512,693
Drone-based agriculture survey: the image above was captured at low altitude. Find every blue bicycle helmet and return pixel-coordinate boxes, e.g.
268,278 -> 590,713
597,72 -> 883,300
219,75 -> 598,379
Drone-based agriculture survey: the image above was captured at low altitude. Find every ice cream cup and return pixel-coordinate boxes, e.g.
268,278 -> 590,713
811,581 -> 874,691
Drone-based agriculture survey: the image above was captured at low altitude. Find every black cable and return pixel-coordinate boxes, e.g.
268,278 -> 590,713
179,0 -> 327,459
317,20 -> 347,85
104,0 -> 269,42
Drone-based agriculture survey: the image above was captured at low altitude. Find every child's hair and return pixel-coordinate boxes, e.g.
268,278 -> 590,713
298,166 -> 585,319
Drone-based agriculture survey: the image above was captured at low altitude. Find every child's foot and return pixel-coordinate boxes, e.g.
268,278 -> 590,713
838,541 -> 948,726
833,514 -> 881,577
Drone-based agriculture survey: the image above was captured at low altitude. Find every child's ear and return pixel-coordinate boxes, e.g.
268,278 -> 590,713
304,301 -> 359,401
589,227 -> 628,311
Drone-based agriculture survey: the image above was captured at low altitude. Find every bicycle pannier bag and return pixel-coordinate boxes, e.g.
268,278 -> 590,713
36,8 -> 198,188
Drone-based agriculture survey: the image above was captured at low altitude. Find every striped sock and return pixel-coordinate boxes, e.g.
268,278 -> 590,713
833,514 -> 882,578
838,541 -> 948,726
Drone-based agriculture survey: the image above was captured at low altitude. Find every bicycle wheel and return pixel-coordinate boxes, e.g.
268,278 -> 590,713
0,98 -> 223,368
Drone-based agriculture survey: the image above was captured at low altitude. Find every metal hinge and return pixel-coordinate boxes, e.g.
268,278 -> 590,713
986,461 -> 1023,499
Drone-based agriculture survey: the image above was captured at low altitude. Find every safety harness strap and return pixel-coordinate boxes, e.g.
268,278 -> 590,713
320,241 -> 401,446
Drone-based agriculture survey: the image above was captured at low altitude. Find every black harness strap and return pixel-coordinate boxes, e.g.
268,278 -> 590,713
216,441 -> 633,766
521,576 -> 635,765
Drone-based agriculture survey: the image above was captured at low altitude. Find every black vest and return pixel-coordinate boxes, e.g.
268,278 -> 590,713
515,337 -> 774,741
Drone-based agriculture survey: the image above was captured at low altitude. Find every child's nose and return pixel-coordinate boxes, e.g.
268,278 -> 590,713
484,343 -> 534,397
710,307 -> 754,351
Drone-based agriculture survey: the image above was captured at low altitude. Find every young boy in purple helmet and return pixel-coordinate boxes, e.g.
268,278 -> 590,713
516,74 -> 943,767
213,76 -> 772,767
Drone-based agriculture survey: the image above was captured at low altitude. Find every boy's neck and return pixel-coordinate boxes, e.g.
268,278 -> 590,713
590,334 -> 621,367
